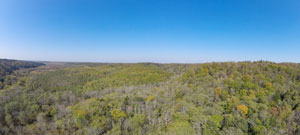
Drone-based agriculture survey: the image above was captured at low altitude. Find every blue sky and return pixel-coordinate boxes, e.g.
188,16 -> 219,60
0,0 -> 299,63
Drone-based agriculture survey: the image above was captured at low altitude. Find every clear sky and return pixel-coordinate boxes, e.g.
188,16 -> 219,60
0,0 -> 299,63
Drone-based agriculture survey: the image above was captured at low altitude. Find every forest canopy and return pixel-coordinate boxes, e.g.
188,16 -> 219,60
0,59 -> 300,135
0,59 -> 45,89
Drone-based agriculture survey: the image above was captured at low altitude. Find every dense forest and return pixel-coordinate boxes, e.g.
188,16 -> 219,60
0,59 -> 300,135
0,59 -> 45,89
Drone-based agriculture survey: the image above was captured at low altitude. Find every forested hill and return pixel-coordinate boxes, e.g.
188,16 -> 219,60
0,61 -> 300,135
0,59 -> 45,89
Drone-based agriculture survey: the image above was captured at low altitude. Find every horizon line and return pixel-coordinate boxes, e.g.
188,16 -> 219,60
1,57 -> 299,64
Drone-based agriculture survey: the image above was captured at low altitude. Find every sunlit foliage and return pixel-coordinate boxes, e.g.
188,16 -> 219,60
1,60 -> 300,135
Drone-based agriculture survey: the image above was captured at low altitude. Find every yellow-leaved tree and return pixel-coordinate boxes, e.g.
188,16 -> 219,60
237,104 -> 248,116
111,108 -> 126,121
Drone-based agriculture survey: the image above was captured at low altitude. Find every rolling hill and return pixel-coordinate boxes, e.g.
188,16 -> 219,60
0,59 -> 300,135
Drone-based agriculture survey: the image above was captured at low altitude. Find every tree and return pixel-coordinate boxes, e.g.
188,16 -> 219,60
237,105 -> 248,116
